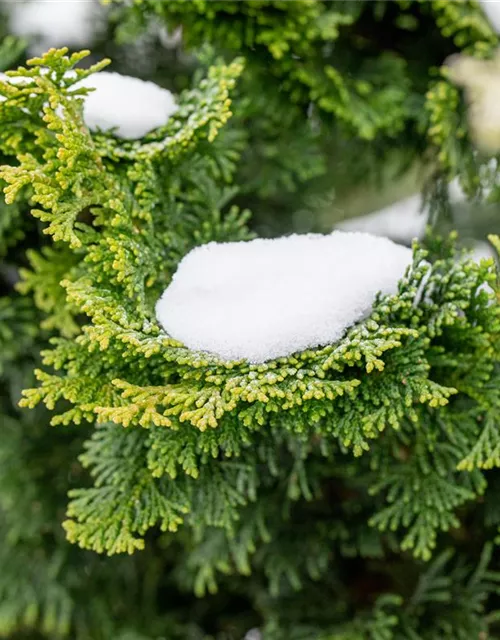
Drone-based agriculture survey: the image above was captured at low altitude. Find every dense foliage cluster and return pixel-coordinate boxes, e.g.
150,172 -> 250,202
1,2 -> 500,639
108,0 -> 500,232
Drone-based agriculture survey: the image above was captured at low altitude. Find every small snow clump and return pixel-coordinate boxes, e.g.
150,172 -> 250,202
8,0 -> 103,55
0,70 -> 177,139
156,231 -> 413,363
74,71 -> 178,139
336,178 -> 473,244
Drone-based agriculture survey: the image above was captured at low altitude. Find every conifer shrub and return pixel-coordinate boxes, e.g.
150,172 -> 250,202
0,1 -> 500,638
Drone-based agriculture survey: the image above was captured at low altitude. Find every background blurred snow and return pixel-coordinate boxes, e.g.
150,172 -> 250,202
479,0 -> 500,34
5,0 -> 105,55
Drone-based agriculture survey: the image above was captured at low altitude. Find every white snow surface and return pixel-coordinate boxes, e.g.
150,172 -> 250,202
156,232 -> 413,363
8,0 -> 102,55
74,71 -> 178,139
479,0 -> 500,34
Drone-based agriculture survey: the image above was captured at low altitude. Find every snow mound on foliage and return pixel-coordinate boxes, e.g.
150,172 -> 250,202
156,232 -> 413,363
0,70 -> 177,140
75,71 -> 178,140
8,0 -> 102,54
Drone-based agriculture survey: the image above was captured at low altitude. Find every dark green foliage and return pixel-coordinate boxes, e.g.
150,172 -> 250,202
113,0 -> 421,138
107,0 -> 500,236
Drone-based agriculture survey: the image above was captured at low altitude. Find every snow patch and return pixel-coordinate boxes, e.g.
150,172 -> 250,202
336,195 -> 427,244
74,71 -> 178,139
470,241 -> 496,263
7,0 -> 103,55
336,179 -> 471,244
243,630 -> 262,640
156,232 -> 413,363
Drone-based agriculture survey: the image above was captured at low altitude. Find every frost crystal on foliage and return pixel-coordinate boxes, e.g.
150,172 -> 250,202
7,0 -> 103,55
156,232 -> 412,363
74,71 -> 178,140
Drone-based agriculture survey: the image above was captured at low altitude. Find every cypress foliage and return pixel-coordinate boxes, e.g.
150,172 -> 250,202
1,2 -> 500,638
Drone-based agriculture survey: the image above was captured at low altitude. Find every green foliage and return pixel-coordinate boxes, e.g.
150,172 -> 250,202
112,0 -> 407,140
0,296 -> 38,376
0,47 -> 497,577
1,0 -> 500,635
106,0 -> 498,144
103,0 -> 500,238
0,35 -> 27,70
0,195 -> 23,257
0,410 -> 200,640
17,247 -> 81,338
254,543 -> 500,639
